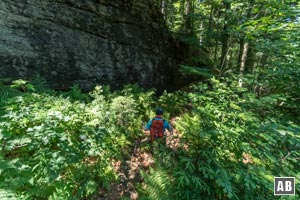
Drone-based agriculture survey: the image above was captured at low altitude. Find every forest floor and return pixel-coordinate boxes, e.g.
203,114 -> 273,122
94,119 -> 180,200
92,116 -> 254,200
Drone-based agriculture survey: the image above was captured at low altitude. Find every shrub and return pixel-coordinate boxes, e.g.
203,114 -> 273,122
140,78 -> 300,200
0,83 -> 152,199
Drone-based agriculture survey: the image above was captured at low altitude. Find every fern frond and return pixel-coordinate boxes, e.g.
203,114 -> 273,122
141,167 -> 173,200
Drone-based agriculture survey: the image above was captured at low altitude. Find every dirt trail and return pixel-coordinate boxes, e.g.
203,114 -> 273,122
94,118 -> 180,200
93,145 -> 154,200
93,117 -> 256,199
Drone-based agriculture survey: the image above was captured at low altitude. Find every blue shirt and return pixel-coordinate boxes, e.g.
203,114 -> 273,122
144,116 -> 172,133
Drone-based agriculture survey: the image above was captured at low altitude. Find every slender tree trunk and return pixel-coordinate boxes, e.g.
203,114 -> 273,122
237,0 -> 255,86
185,0 -> 193,34
199,22 -> 203,45
220,1 -> 231,70
160,0 -> 165,14
245,43 -> 255,71
238,42 -> 249,87
206,4 -> 214,48
237,41 -> 254,73
214,41 -> 218,64
180,0 -> 185,20
160,0 -> 167,19
260,54 -> 268,68
237,39 -> 244,68
228,47 -> 235,70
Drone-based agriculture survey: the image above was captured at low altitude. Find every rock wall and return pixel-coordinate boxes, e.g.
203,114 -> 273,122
0,0 -> 183,91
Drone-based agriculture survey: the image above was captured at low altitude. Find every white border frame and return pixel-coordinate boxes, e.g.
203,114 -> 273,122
274,177 -> 295,196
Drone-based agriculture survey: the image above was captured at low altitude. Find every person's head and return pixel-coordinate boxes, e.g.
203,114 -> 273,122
155,107 -> 163,115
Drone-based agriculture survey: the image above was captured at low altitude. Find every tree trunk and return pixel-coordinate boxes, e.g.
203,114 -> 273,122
237,39 -> 244,68
214,41 -> 219,65
238,42 -> 249,87
220,1 -> 231,70
160,0 -> 166,19
180,0 -> 185,19
206,4 -> 214,48
237,0 -> 255,86
199,22 -> 203,45
185,0 -> 193,34
245,43 -> 255,71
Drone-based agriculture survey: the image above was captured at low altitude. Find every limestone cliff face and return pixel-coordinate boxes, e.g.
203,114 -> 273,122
0,0 -> 182,91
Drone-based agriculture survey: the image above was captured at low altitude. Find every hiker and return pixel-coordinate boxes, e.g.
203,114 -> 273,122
144,108 -> 173,143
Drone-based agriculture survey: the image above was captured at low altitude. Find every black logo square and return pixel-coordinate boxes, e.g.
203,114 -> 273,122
274,177 -> 295,195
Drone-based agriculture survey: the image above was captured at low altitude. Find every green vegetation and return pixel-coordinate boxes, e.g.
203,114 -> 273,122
0,80 -> 153,199
1,75 -> 299,199
1,0 -> 300,199
141,78 -> 300,199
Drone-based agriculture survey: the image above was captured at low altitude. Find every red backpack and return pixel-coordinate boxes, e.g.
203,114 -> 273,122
150,118 -> 164,142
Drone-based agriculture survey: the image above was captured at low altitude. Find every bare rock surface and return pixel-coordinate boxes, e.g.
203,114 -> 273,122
0,0 -> 183,91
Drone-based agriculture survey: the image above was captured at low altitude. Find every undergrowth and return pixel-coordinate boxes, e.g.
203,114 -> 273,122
0,77 -> 299,199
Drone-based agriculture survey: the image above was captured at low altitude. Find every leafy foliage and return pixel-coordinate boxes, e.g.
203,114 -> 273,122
1,1 -> 300,199
140,78 -> 300,200
0,82 -> 154,199
1,73 -> 299,199
140,167 -> 173,200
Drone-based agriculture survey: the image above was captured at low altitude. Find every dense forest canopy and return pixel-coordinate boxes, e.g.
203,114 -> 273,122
1,0 -> 300,199
160,0 -> 300,87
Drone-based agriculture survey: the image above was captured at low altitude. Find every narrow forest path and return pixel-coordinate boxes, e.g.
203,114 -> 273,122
94,146 -> 154,200
94,118 -> 180,200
